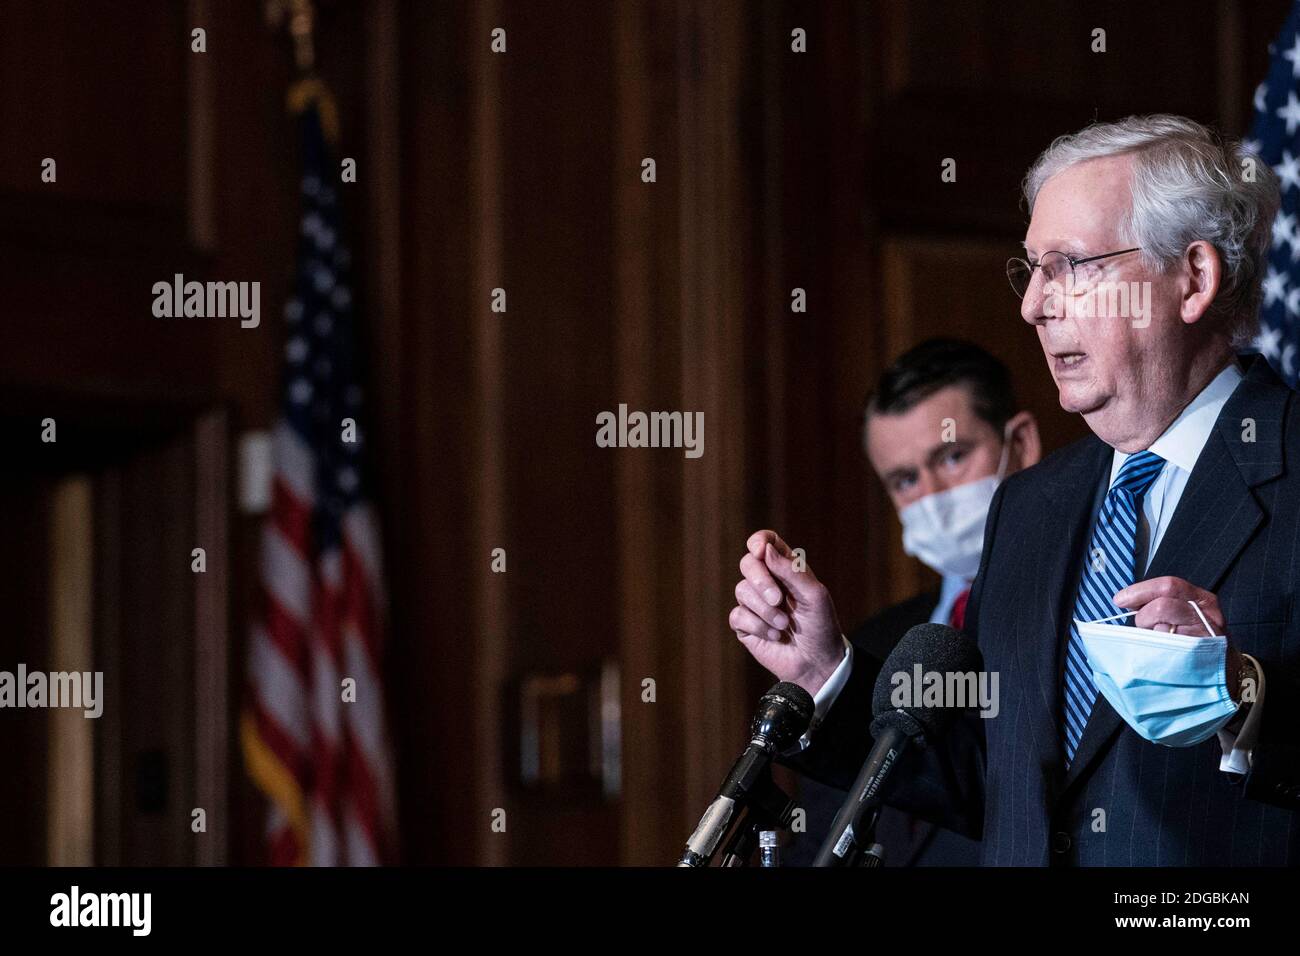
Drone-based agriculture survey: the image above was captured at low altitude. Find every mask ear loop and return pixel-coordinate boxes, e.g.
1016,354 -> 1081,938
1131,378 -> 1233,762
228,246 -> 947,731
1075,609 -> 1137,626
1187,599 -> 1220,638
1077,603 -> 1219,636
994,422 -> 1015,484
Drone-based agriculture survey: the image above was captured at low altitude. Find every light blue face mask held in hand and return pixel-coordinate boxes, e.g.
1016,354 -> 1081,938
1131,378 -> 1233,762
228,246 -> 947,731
1074,600 -> 1239,747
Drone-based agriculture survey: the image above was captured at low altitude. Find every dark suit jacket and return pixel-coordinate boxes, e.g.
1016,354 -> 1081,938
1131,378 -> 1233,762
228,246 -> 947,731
785,356 -> 1300,865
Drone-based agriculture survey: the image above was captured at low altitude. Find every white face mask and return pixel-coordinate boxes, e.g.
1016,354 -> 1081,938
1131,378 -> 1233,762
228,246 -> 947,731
898,425 -> 1013,581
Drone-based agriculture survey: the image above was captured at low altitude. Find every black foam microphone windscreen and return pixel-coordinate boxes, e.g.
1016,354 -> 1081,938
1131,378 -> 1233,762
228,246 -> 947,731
751,681 -> 815,749
870,622 -> 984,741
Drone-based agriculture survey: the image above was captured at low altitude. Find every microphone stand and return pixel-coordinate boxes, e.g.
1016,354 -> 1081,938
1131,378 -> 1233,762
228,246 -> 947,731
716,774 -> 888,866
855,841 -> 886,867
812,725 -> 911,867
716,768 -> 796,867
841,807 -> 883,866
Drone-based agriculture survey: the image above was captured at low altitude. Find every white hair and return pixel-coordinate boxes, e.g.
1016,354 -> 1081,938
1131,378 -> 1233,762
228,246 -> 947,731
1023,114 -> 1280,347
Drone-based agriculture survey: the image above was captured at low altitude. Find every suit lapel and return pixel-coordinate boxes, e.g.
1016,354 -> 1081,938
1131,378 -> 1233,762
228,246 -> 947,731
1027,437 -> 1112,786
1060,356 -> 1287,794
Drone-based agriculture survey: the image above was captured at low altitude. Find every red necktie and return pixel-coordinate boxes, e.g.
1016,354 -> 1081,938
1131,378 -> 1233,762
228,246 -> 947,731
949,587 -> 971,630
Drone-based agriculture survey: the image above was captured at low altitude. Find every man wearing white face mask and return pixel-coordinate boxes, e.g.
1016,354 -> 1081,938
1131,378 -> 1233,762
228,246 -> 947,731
871,340 -> 1041,625
782,339 -> 1042,866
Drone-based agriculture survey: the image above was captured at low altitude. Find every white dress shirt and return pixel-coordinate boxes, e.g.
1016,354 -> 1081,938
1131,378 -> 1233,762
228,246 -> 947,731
1113,361 -> 1242,576
801,361 -> 1261,772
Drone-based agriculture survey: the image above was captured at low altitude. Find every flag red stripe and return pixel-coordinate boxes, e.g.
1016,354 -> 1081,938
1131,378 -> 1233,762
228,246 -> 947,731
268,824 -> 301,867
252,699 -> 311,784
262,590 -> 312,678
344,730 -> 381,850
270,475 -> 313,556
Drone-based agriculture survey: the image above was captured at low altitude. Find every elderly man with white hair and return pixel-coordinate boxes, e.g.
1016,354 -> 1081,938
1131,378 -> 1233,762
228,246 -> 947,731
730,115 -> 1300,865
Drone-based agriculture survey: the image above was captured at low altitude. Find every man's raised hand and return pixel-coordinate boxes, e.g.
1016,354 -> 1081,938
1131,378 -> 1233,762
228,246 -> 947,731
729,530 -> 845,696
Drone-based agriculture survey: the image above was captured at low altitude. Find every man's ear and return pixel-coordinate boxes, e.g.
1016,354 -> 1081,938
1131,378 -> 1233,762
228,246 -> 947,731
1005,410 -> 1042,470
1180,240 -> 1222,326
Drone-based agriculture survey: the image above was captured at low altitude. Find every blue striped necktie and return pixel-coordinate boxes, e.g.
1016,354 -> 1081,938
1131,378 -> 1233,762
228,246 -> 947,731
1062,449 -> 1166,765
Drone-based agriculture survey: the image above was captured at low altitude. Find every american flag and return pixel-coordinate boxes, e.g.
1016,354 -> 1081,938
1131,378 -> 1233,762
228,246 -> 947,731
1247,1 -> 1300,387
241,96 -> 395,865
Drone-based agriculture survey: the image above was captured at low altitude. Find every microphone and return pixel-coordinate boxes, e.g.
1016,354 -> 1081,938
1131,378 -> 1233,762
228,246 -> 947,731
676,681 -> 815,867
812,623 -> 982,867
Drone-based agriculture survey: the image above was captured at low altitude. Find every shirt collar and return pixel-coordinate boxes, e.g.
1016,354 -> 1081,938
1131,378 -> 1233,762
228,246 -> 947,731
1109,360 -> 1244,481
930,573 -> 972,627
939,572 -> 971,601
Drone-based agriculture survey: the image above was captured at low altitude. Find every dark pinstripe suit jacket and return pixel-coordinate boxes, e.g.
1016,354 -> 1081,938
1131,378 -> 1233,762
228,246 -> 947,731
785,355 -> 1300,866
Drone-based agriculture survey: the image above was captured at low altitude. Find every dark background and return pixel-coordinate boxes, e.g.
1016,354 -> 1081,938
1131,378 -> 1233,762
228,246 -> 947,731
0,0 -> 1289,865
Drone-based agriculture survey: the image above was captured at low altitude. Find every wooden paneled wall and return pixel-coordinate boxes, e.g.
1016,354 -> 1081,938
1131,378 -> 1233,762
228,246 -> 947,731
0,0 -> 1292,866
